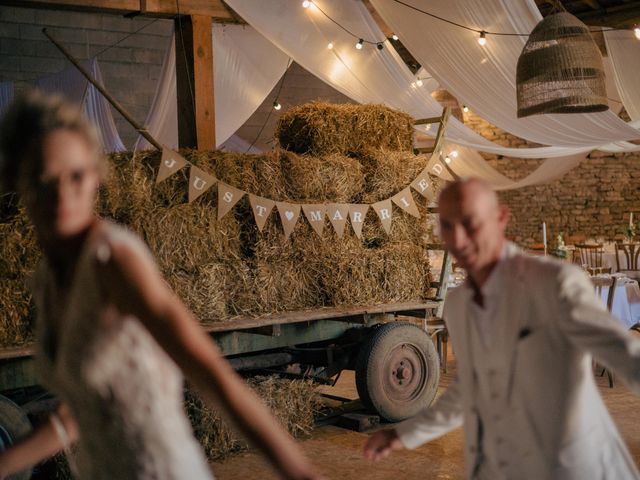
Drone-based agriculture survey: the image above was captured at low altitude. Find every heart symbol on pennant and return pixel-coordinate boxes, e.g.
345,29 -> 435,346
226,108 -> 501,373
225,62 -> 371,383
285,211 -> 294,221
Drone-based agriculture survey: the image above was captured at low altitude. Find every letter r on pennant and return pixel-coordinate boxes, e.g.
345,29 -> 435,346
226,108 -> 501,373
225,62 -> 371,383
352,212 -> 363,223
380,209 -> 390,220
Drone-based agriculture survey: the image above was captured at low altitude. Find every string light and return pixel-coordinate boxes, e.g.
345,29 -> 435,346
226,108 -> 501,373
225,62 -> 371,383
451,150 -> 459,158
392,33 -> 399,41
635,26 -> 640,40
463,105 -> 469,113
327,41 -> 334,49
302,0 -> 311,8
416,79 -> 424,87
356,38 -> 364,49
478,31 -> 487,46
444,156 -> 452,164
410,82 -> 417,89
273,101 -> 282,111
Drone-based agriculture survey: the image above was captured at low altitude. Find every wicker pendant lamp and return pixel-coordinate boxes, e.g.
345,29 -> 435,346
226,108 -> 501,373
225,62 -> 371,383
516,11 -> 608,118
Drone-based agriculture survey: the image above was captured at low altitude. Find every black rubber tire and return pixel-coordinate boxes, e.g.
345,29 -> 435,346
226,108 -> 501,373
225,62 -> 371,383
0,395 -> 32,480
356,322 -> 440,422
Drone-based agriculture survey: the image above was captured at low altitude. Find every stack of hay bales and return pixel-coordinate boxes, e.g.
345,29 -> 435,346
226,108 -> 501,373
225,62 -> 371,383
0,101 -> 442,342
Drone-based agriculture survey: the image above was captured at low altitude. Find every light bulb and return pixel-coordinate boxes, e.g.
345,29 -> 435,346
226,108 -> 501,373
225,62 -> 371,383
451,150 -> 459,158
273,101 -> 282,111
392,34 -> 399,41
302,0 -> 311,8
377,43 -> 384,50
410,82 -> 417,89
478,31 -> 487,46
463,105 -> 469,113
327,42 -> 334,50
416,79 -> 423,87
635,26 -> 640,40
356,38 -> 364,50
444,156 -> 451,164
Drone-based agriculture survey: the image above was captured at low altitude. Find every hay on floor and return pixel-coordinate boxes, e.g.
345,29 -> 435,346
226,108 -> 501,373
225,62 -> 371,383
275,102 -> 415,156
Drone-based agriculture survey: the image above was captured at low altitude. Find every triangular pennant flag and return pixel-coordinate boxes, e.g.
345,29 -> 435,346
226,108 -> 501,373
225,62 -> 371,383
302,204 -> 327,237
276,202 -> 301,239
410,167 -> 436,201
392,187 -> 421,218
157,148 -> 188,184
348,204 -> 369,239
249,194 -> 275,232
217,182 -> 246,219
188,165 -> 216,203
327,203 -> 350,238
372,199 -> 394,234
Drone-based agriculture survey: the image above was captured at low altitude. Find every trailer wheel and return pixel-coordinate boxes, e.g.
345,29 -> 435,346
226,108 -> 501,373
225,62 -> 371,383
0,395 -> 32,480
356,322 -> 439,422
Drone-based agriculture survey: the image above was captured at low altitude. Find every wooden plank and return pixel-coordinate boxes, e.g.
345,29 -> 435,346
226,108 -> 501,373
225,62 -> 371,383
203,302 -> 440,333
0,346 -> 35,361
192,14 -> 216,149
8,0 -> 238,19
414,116 -> 443,126
414,147 -> 435,154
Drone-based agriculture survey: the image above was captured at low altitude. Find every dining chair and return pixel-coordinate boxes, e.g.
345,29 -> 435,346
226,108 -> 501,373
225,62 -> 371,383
591,276 -> 618,388
615,243 -> 640,280
576,243 -> 611,275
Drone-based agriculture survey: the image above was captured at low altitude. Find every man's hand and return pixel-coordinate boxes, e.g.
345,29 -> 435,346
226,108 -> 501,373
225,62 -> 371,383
363,428 -> 404,461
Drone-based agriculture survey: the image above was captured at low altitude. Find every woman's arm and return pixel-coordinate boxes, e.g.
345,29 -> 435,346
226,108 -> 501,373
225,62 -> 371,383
99,238 -> 321,480
0,403 -> 78,479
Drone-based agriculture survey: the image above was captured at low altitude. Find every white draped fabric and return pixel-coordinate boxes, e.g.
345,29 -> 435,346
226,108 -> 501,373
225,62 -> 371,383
35,58 -> 125,153
134,24 -> 289,150
370,0 -> 640,152
604,30 -> 640,124
225,0 -> 595,189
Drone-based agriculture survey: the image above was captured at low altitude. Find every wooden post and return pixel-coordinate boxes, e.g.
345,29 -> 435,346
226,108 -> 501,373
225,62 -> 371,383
174,14 -> 216,150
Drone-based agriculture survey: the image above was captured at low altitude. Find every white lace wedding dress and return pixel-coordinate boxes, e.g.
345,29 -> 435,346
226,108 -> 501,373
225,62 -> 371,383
33,222 -> 214,479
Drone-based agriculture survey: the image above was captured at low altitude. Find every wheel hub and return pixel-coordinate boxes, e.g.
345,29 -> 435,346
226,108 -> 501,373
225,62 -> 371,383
384,343 -> 428,404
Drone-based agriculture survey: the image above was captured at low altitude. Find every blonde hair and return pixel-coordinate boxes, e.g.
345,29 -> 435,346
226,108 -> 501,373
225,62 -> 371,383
0,90 -> 102,193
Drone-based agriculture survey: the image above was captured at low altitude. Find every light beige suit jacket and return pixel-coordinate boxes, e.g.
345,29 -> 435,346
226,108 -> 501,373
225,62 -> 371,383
396,243 -> 640,479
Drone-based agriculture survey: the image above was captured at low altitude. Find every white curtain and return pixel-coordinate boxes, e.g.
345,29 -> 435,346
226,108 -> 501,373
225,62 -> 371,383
370,0 -> 640,152
604,29 -> 640,124
134,24 -> 289,150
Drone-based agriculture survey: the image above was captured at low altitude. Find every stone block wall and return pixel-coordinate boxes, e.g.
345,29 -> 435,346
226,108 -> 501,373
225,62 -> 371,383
463,111 -> 640,245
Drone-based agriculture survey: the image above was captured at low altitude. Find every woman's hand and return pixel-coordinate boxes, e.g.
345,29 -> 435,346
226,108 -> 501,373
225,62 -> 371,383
363,429 -> 404,462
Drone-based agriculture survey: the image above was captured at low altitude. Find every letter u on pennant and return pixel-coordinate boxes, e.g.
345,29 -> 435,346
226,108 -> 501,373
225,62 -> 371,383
188,165 -> 216,203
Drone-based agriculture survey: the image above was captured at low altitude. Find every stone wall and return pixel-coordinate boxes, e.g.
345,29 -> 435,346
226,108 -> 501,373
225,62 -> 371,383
463,111 -> 640,246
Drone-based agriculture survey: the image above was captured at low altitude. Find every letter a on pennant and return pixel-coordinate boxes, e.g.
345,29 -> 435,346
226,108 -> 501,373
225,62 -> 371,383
348,204 -> 370,239
327,203 -> 350,238
188,165 -> 216,203
157,148 -> 188,184
276,202 -> 301,239
249,194 -> 275,232
302,204 -> 327,237
392,187 -> 421,218
217,182 -> 246,219
372,199 -> 394,234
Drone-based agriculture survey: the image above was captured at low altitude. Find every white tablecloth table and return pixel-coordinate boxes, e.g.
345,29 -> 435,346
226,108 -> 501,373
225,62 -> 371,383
592,275 -> 640,329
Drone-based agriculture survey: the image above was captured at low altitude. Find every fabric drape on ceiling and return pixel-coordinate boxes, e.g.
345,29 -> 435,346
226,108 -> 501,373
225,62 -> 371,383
134,24 -> 289,150
604,29 -> 640,124
370,0 -> 640,152
225,0 -> 595,189
35,58 -> 126,153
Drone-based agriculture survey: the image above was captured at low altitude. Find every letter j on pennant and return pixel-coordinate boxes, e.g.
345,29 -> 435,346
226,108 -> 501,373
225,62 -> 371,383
156,148 -> 188,184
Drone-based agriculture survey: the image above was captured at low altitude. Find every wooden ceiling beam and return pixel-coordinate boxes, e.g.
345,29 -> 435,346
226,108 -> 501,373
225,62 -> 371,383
5,0 -> 241,21
574,2 -> 640,28
582,0 -> 601,9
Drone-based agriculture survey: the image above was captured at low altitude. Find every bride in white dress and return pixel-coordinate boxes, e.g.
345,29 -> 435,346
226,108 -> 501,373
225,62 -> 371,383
0,91 -> 321,480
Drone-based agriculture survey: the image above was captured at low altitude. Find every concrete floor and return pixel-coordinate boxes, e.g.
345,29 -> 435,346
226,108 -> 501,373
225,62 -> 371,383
212,346 -> 640,479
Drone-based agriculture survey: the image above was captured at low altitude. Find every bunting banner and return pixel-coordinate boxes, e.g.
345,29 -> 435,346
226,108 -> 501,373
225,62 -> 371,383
372,199 -> 394,234
327,203 -> 350,238
392,187 -> 421,218
410,167 -> 436,201
302,204 -> 327,237
249,194 -> 275,232
348,204 -> 369,239
188,165 -> 217,203
156,148 -> 188,184
276,202 -> 301,239
217,182 -> 246,219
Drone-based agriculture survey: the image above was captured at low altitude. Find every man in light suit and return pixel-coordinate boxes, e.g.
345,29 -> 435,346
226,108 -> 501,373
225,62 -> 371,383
363,178 -> 640,479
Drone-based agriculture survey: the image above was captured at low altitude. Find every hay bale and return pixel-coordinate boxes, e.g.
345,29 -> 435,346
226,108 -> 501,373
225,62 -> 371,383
279,151 -> 364,203
185,375 -> 320,462
276,102 -> 414,156
0,278 -> 34,346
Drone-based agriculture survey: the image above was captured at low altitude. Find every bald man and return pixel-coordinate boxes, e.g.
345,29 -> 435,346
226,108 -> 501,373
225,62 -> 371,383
364,178 -> 640,479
